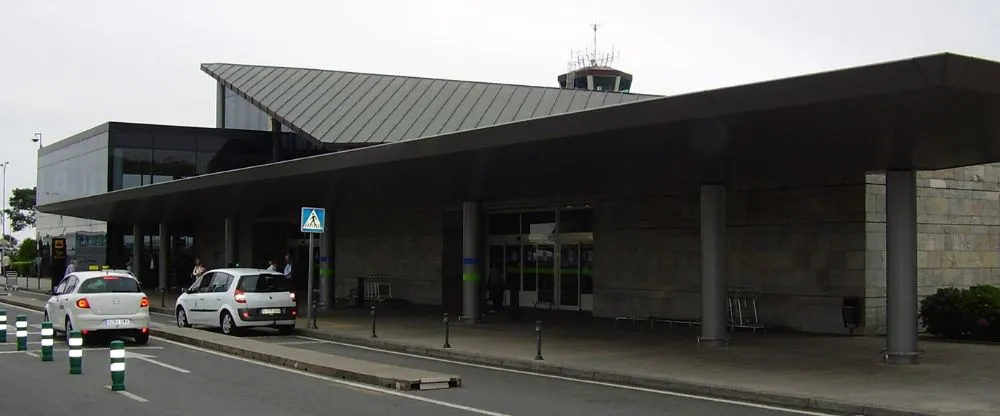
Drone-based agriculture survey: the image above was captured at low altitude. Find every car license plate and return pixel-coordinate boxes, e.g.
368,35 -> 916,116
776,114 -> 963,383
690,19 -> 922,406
261,308 -> 281,315
105,319 -> 131,326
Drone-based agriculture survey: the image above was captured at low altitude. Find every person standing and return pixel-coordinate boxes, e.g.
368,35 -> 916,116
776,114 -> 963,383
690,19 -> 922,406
190,258 -> 206,286
282,253 -> 292,279
266,259 -> 277,272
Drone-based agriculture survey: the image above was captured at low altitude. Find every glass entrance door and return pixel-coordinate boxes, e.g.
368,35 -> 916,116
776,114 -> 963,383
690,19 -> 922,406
559,243 -> 580,308
532,244 -> 556,306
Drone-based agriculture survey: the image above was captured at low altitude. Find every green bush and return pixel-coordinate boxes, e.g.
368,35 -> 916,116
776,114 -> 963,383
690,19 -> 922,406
919,285 -> 1000,340
6,261 -> 32,278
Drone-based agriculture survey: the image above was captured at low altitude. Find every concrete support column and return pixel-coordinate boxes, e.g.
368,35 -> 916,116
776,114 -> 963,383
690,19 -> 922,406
131,224 -> 143,283
885,170 -> 920,364
462,201 -> 483,322
216,82 -> 226,128
319,227 -> 333,311
224,218 -> 238,267
270,118 -> 282,162
158,224 -> 169,290
699,184 -> 729,347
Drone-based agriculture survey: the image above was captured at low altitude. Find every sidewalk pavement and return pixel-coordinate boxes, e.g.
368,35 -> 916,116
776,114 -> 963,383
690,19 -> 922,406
293,305 -> 998,416
21,286 -> 1000,416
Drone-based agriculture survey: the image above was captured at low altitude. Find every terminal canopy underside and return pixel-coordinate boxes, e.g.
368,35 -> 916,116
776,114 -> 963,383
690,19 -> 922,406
38,53 -> 1000,223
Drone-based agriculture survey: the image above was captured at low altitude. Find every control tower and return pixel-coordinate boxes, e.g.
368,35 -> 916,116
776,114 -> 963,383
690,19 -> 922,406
557,24 -> 632,93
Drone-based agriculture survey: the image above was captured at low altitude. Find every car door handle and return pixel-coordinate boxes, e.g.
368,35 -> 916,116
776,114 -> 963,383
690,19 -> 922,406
215,298 -> 222,301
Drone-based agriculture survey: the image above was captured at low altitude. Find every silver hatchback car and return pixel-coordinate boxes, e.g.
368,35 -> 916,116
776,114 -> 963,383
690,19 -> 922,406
174,268 -> 297,335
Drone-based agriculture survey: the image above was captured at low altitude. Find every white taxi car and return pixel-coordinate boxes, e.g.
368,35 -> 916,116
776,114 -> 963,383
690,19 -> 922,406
175,268 -> 297,335
43,271 -> 151,344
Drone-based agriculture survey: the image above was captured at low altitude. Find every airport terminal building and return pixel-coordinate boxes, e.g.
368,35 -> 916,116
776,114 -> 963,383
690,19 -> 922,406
36,53 -> 1000,363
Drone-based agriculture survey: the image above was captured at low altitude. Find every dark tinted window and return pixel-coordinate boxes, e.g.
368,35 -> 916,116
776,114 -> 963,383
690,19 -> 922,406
237,274 -> 291,293
78,276 -> 142,293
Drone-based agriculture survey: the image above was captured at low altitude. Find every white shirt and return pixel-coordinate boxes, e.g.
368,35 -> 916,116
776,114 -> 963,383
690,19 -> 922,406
283,263 -> 292,278
64,263 -> 76,277
266,264 -> 276,272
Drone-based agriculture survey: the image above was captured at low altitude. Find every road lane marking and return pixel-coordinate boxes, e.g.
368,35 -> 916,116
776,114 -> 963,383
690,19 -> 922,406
24,351 -> 38,358
273,341 -> 323,345
154,336 -> 511,416
291,335 -> 839,416
105,386 -> 148,403
0,346 -> 164,354
127,351 -> 191,374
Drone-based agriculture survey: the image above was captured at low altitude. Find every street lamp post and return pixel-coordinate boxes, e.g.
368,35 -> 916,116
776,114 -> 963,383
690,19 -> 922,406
1,161 -> 9,275
32,133 -> 42,148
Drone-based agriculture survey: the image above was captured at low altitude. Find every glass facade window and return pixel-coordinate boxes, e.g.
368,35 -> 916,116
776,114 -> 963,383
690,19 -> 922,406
559,209 -> 594,233
109,124 -> 276,191
487,213 -> 520,235
37,130 -> 109,205
592,76 -> 617,92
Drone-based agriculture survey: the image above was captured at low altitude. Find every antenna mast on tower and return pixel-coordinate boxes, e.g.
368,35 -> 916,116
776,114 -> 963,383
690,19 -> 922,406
557,24 -> 633,93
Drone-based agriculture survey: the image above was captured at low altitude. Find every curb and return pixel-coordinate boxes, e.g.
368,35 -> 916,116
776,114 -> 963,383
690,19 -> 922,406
296,328 -> 941,416
149,327 -> 459,391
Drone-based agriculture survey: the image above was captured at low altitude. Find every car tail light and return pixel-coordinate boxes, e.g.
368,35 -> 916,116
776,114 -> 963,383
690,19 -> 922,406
290,292 -> 296,301
141,327 -> 148,334
76,298 -> 91,309
234,289 -> 247,304
291,309 -> 297,316
139,297 -> 150,308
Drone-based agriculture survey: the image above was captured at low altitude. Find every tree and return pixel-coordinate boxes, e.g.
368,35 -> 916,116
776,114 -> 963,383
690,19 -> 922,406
4,187 -> 36,232
16,238 -> 37,262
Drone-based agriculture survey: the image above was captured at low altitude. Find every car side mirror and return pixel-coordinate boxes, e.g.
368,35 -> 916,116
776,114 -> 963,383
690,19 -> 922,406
47,289 -> 57,296
181,288 -> 188,293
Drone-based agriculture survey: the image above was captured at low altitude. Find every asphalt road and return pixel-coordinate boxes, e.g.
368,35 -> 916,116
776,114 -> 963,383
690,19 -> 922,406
5,291 -> 837,416
0,304 -> 493,416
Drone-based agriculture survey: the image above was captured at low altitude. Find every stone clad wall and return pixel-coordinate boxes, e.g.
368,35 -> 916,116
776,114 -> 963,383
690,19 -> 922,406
334,208 -> 444,305
593,181 -> 868,334
864,165 -> 1000,334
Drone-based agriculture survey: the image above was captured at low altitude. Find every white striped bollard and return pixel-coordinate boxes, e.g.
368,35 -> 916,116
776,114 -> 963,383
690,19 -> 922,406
69,331 -> 83,374
0,309 -> 6,343
110,340 -> 125,391
40,322 -> 53,361
15,315 -> 27,351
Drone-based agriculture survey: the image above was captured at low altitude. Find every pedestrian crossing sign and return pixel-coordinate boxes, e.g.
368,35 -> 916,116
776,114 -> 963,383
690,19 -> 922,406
300,207 -> 326,233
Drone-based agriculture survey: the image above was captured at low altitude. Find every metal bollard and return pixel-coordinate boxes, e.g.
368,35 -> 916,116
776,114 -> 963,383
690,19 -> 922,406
370,305 -> 377,338
160,287 -> 166,308
534,320 -> 544,360
15,315 -> 27,351
40,322 -> 54,361
68,331 -> 83,374
0,309 -> 6,343
109,340 -> 126,391
442,313 -> 451,348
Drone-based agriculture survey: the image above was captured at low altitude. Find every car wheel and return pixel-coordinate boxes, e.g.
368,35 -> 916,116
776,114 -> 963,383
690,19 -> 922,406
278,325 -> 295,335
220,311 -> 237,336
176,308 -> 191,328
134,332 -> 150,345
64,318 -> 74,344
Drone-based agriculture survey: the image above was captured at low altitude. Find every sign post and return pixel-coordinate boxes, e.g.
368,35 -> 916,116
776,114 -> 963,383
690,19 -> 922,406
300,207 -> 326,328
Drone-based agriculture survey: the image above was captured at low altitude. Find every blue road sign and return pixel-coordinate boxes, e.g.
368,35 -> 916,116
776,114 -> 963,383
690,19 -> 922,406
300,207 -> 326,233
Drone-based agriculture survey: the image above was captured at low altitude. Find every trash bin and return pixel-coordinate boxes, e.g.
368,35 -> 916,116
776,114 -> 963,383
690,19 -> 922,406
842,297 -> 861,330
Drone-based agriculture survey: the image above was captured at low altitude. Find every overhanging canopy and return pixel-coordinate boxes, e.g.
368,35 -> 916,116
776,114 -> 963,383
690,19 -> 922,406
38,52 -> 1000,223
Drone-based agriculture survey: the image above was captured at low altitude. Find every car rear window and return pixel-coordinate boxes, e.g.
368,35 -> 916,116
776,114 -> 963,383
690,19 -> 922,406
78,276 -> 142,294
237,274 -> 291,293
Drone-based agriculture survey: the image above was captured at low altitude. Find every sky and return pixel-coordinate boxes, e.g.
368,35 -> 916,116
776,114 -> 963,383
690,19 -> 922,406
1,0 -> 999,242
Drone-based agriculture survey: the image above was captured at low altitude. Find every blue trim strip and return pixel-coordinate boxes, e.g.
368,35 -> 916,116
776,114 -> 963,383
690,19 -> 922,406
462,258 -> 478,265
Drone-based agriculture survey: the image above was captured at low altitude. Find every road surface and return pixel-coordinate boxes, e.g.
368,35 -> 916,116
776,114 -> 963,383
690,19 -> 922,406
2,292 -> 838,416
